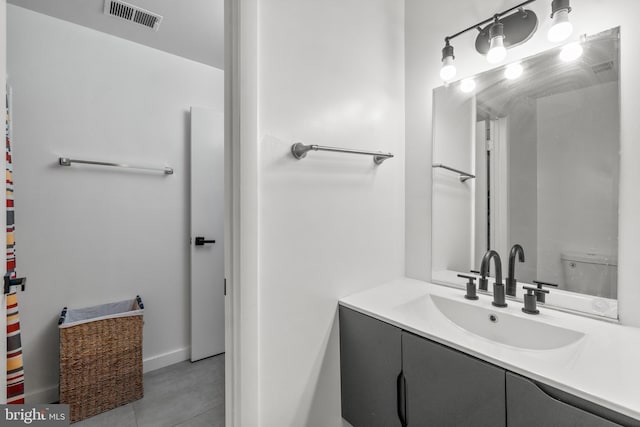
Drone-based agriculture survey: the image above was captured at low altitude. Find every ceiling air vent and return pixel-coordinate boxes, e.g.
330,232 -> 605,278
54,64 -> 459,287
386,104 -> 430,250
104,0 -> 163,31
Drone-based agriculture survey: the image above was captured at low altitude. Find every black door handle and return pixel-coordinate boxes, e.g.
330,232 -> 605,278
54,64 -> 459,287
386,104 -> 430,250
195,236 -> 216,246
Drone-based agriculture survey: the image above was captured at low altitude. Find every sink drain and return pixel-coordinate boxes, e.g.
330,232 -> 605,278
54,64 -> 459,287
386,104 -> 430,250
489,314 -> 498,323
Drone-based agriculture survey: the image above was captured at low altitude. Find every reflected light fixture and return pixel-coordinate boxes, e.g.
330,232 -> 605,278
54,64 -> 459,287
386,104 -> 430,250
440,40 -> 457,81
504,62 -> 524,79
548,0 -> 573,42
460,78 -> 476,93
487,20 -> 507,64
559,41 -> 583,62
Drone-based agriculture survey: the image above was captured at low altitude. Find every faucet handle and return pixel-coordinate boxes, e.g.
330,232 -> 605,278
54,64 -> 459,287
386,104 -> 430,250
523,285 -> 550,295
532,280 -> 558,303
470,270 -> 488,291
532,280 -> 558,288
522,286 -> 550,315
457,274 -> 479,300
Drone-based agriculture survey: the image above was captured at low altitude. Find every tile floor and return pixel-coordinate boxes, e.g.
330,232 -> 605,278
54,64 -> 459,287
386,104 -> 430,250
75,354 -> 224,427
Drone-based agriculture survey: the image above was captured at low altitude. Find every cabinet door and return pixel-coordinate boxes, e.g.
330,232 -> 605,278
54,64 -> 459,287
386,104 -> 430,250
506,372 -> 634,427
402,331 -> 506,427
339,307 -> 403,427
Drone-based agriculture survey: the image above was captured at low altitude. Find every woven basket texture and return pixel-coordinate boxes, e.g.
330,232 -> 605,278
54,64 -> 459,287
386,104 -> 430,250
59,315 -> 143,423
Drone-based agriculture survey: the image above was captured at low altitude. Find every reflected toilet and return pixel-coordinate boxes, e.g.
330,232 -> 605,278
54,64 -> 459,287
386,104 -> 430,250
561,251 -> 617,299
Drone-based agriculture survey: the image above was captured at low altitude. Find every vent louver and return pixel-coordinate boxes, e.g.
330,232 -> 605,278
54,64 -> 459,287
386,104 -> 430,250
591,61 -> 614,74
104,0 -> 163,31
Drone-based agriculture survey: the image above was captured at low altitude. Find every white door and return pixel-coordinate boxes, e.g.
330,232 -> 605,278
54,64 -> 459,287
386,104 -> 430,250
190,107 -> 225,362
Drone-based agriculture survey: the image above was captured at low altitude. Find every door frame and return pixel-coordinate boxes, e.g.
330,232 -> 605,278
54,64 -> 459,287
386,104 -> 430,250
489,118 -> 510,258
225,0 -> 260,425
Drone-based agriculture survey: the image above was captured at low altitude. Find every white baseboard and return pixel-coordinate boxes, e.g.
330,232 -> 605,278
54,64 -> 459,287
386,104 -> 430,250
25,347 -> 191,404
143,346 -> 191,373
26,385 -> 59,405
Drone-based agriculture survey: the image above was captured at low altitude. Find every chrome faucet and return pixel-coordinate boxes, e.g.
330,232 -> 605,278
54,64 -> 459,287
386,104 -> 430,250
480,250 -> 507,307
505,244 -> 525,297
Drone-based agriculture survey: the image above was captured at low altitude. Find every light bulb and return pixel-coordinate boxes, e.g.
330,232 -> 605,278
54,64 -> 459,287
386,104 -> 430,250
487,36 -> 507,64
487,22 -> 507,64
440,47 -> 456,81
504,62 -> 523,80
440,56 -> 457,81
460,78 -> 476,93
559,42 -> 583,62
548,9 -> 573,42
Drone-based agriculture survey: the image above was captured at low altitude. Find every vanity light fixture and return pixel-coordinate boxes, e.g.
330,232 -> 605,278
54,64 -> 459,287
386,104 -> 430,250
438,0 -> 538,82
548,0 -> 573,42
438,0 -> 580,82
460,78 -> 476,93
504,62 -> 524,79
440,40 -> 457,81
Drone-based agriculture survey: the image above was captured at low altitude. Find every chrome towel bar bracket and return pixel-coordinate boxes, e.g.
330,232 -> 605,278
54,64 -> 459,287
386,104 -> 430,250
291,142 -> 394,165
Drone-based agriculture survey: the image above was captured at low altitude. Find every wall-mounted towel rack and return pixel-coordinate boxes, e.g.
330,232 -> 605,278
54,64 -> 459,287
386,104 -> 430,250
432,163 -> 475,182
291,142 -> 394,165
59,157 -> 174,175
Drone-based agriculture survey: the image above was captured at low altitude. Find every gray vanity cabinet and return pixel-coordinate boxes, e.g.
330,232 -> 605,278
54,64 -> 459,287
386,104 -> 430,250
506,372 -> 637,427
402,331 -> 506,426
339,306 -> 505,426
339,307 -> 639,427
339,306 -> 403,427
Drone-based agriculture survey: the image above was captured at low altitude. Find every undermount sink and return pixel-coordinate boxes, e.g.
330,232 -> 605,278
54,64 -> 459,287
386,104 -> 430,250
430,294 -> 585,350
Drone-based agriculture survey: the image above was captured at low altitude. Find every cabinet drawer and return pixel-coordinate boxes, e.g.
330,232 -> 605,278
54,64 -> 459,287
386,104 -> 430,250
506,372 -> 638,427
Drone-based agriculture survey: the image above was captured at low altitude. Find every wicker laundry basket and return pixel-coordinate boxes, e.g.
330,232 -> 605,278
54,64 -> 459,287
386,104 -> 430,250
58,296 -> 144,423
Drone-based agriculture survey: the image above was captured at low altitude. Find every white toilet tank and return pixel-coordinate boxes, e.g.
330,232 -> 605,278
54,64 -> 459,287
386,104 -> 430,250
561,251 -> 617,299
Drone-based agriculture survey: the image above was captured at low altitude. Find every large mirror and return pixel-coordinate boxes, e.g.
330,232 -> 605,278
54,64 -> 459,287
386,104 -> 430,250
431,27 -> 620,318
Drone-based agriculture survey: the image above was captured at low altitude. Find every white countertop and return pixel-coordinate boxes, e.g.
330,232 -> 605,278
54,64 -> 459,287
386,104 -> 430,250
339,277 -> 640,421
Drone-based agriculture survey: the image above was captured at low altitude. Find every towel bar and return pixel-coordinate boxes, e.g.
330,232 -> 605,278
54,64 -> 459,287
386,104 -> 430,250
291,142 -> 394,165
59,157 -> 173,175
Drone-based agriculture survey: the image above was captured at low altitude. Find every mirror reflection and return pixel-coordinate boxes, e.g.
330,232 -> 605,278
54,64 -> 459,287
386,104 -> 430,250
432,27 -> 620,312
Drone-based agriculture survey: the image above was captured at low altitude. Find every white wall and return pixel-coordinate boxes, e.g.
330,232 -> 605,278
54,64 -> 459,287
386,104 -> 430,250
536,82 -> 619,294
236,0 -> 405,424
508,98 -> 538,283
406,0 -> 640,327
8,5 -> 223,402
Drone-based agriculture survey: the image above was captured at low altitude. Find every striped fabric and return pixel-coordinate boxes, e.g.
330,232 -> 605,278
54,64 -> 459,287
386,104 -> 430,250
6,92 -> 24,404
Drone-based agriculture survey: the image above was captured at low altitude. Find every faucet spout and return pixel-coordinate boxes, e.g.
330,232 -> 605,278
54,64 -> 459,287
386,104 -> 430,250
481,250 -> 507,307
506,244 -> 525,297
480,250 -> 502,285
508,244 -> 525,279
